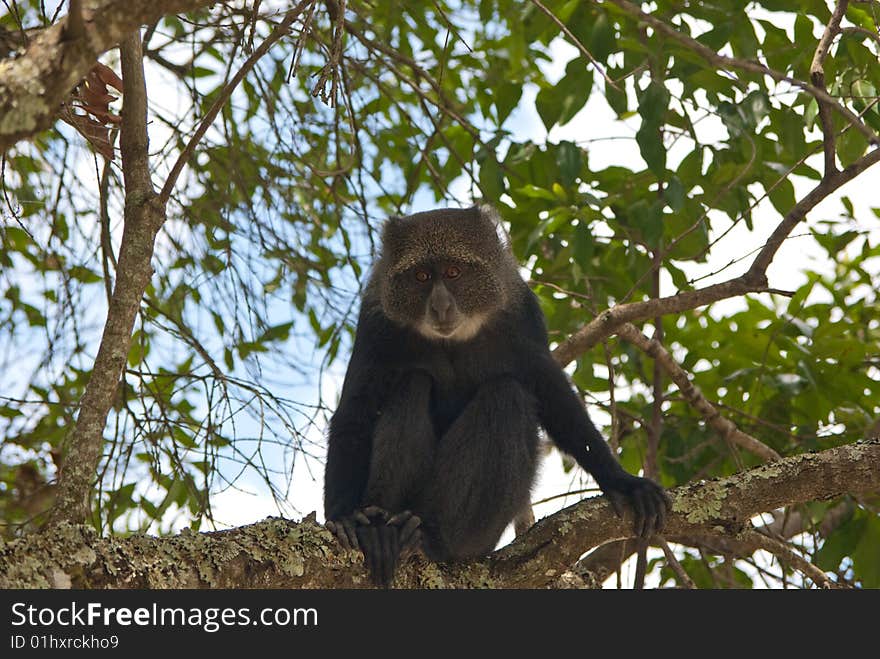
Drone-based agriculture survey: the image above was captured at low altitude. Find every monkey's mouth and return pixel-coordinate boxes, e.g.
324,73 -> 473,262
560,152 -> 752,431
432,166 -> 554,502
430,322 -> 460,337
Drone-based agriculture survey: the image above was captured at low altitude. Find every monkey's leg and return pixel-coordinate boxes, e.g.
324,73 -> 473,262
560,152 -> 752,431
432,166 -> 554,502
420,376 -> 539,561
359,370 -> 435,586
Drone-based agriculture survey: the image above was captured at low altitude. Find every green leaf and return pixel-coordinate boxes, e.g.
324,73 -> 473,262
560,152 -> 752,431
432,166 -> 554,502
69,265 -> 102,284
636,122 -> 666,176
556,141 -> 582,186
515,184 -> 557,201
837,128 -> 868,166
637,80 -> 669,125
852,514 -> 880,587
664,176 -> 685,211
535,60 -> 593,131
589,12 -> 615,60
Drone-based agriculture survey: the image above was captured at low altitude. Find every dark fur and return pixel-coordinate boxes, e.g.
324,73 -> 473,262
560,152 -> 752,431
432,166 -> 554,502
324,206 -> 668,584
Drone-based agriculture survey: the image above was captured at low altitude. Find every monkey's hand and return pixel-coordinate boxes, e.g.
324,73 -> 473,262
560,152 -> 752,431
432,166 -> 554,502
599,470 -> 670,538
325,506 -> 421,587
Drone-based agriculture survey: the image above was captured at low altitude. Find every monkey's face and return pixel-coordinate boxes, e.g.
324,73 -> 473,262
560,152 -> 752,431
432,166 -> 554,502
384,258 -> 505,342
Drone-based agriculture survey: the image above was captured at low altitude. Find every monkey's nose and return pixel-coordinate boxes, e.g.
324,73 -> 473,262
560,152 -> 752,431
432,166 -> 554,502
429,287 -> 453,323
431,297 -> 451,322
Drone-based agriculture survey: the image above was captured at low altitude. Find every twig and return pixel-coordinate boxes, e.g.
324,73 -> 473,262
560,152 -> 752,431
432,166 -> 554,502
604,0 -> 879,146
616,323 -> 781,461
659,537 -> 696,588
159,1 -> 311,202
809,0 -> 848,177
740,529 -> 839,589
530,0 -> 619,90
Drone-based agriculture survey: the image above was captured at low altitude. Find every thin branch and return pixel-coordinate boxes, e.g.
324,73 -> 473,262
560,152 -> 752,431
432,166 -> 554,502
159,1 -> 311,202
616,323 -> 781,462
604,0 -> 879,145
839,26 -> 880,48
739,529 -> 839,589
809,0 -> 848,176
552,275 -> 770,366
747,147 -> 880,276
659,537 -> 696,588
49,30 -> 164,525
530,0 -> 619,90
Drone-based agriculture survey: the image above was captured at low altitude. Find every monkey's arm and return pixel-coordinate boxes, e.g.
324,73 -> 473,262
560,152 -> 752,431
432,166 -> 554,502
529,351 -> 669,536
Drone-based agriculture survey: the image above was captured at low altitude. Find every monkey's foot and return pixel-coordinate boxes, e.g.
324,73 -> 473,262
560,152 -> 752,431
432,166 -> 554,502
386,509 -> 423,559
326,507 -> 422,587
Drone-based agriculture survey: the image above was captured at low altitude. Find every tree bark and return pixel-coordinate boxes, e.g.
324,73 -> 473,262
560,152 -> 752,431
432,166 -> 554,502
0,0 -> 220,151
4,441 -> 877,589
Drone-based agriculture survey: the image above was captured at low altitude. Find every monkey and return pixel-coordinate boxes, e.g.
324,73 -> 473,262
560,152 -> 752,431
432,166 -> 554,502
324,205 -> 670,586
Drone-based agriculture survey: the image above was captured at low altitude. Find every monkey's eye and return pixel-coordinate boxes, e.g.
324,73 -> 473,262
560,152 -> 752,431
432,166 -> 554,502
444,265 -> 462,280
415,270 -> 431,283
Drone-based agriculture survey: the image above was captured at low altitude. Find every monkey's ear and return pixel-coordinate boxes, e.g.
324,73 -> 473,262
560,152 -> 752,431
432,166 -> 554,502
381,215 -> 406,246
478,204 -> 513,252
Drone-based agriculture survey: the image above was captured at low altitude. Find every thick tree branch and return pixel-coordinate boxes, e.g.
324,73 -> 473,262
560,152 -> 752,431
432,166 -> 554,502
7,441 -> 877,588
49,31 -> 162,526
490,440 -> 879,588
0,0 -> 221,151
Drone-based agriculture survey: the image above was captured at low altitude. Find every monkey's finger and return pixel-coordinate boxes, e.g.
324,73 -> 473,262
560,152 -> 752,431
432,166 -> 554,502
607,492 -> 625,519
362,505 -> 389,522
398,514 -> 422,546
654,491 -> 669,533
389,528 -> 401,584
401,529 -> 422,560
631,493 -> 648,538
387,510 -> 413,526
341,519 -> 362,550
378,526 -> 391,586
353,510 -> 372,526
379,526 -> 398,587
639,492 -> 658,539
357,526 -> 381,585
326,521 -> 349,550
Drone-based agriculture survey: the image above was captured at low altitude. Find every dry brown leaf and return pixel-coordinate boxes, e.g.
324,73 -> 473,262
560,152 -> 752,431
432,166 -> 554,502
61,61 -> 123,159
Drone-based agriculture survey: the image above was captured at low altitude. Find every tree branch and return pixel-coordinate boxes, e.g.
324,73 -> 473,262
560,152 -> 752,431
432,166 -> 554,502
9,441 -> 876,588
490,440 -> 879,588
809,0 -> 848,177
603,0 -> 878,145
553,145 -> 880,367
552,275 -> 769,366
49,30 -> 162,526
616,322 -> 781,461
746,147 -> 880,276
0,0 -> 222,151
158,1 -> 311,202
